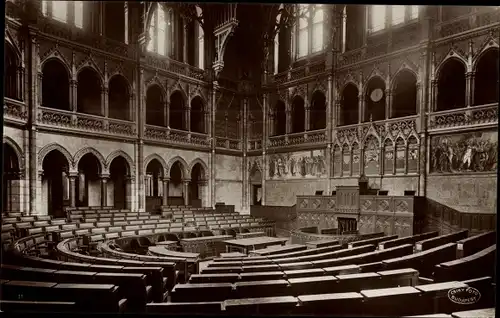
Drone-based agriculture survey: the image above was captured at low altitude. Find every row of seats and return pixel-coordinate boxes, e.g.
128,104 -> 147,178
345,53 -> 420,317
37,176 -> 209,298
150,278 -> 494,316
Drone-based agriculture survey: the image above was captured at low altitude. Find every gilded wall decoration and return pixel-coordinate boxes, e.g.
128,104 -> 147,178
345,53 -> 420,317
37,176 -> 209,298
342,144 -> 350,175
384,139 -> 394,174
268,149 -> 327,179
430,130 -> 498,173
364,136 -> 379,175
333,145 -> 342,177
395,138 -> 406,173
407,136 -> 419,173
352,143 -> 360,176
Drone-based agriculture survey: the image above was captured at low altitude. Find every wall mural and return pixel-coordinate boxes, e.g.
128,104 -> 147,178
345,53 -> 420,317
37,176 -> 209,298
269,149 -> 327,179
430,130 -> 498,173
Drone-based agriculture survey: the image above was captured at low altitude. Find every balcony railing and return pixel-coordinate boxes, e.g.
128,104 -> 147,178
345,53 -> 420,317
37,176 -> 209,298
216,137 -> 241,150
335,115 -> 418,144
37,106 -> 136,137
268,129 -> 326,148
273,59 -> 326,86
248,139 -> 262,151
144,125 -> 210,148
143,54 -> 207,81
428,103 -> 498,130
4,98 -> 28,122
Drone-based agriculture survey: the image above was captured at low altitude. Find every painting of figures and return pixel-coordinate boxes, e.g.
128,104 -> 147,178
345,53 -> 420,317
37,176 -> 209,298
269,149 -> 327,179
430,130 -> 497,173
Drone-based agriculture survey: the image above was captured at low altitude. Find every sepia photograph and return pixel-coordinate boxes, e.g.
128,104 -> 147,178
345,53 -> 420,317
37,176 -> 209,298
1,1 -> 498,317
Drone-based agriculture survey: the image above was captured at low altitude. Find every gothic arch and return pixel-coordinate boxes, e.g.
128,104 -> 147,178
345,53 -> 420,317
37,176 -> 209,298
190,92 -> 207,106
362,74 -> 386,97
390,67 -> 419,91
76,54 -> 104,82
434,55 -> 467,80
166,156 -> 189,178
105,150 -> 135,176
73,147 -> 107,173
3,136 -> 25,173
363,133 -> 381,148
108,73 -> 132,94
473,44 -> 499,70
40,57 -> 72,81
144,153 -> 168,176
77,66 -> 104,89
188,158 -> 209,180
4,30 -> 22,61
145,76 -> 167,95
37,143 -> 74,169
340,80 -> 360,94
170,89 -> 188,106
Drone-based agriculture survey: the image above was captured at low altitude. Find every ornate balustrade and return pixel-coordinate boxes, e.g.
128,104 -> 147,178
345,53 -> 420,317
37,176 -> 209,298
273,59 -> 327,86
428,104 -> 498,131
215,137 -> 241,150
37,106 -> 136,137
338,48 -> 364,68
4,97 -> 28,123
268,129 -> 326,149
335,115 -> 418,144
248,139 -> 262,151
143,54 -> 206,81
144,125 -> 210,148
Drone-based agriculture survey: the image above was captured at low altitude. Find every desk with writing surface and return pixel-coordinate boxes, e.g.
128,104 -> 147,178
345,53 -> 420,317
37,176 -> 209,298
224,237 -> 289,254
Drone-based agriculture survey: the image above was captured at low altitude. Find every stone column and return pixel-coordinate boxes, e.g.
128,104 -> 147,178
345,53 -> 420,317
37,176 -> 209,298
358,91 -> 364,123
183,20 -> 189,63
285,109 -> 292,134
182,179 -> 190,206
304,103 -> 310,131
68,173 -> 77,208
125,176 -> 133,210
185,105 -> 191,131
29,34 -> 39,215
102,87 -> 108,117
386,89 -> 392,119
431,80 -> 437,112
262,93 -> 269,206
100,174 -> 109,207
466,72 -> 473,107
210,84 -> 217,208
165,101 -> 170,127
162,178 -> 169,206
198,180 -> 208,207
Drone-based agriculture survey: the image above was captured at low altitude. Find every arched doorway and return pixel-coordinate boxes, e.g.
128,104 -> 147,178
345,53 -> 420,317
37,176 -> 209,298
108,75 -> 130,120
146,159 -> 164,212
76,153 -> 102,207
190,162 -> 207,207
77,67 -> 102,115
109,156 -> 130,209
168,161 -> 185,206
170,91 -> 185,130
274,100 -> 286,136
339,83 -> 359,126
310,91 -> 326,130
190,96 -> 205,133
249,163 -> 262,206
392,70 -> 417,118
473,48 -> 499,106
42,59 -> 70,110
3,143 -> 21,212
291,96 -> 305,133
4,43 -> 20,100
146,85 -> 166,127
42,150 -> 70,217
436,59 -> 466,111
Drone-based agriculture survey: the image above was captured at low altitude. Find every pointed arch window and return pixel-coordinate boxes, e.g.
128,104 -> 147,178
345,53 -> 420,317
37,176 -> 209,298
295,4 -> 324,59
147,4 -> 171,56
42,1 -> 83,29
370,5 -> 386,32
